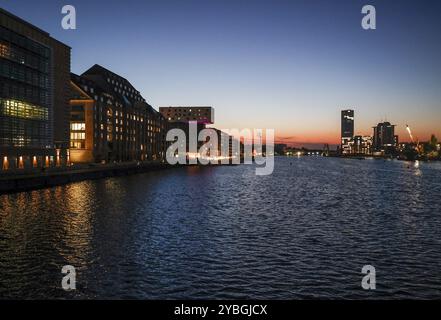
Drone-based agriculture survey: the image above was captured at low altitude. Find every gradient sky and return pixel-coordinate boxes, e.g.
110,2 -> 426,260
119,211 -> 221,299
2,0 -> 440,146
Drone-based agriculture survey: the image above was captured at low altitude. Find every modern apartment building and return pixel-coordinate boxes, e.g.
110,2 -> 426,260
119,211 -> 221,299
158,106 -> 212,157
158,106 -> 237,161
159,106 -> 214,124
69,65 -> 168,164
350,135 -> 373,155
373,122 -> 397,153
0,8 -> 71,170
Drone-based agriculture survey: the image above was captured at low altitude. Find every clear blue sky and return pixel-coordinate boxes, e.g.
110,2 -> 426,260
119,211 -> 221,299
2,0 -> 440,146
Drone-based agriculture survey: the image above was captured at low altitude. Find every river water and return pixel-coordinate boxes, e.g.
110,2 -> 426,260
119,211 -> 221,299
1,157 -> 441,299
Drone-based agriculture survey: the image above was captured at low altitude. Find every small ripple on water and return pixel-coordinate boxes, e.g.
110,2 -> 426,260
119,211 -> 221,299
1,158 -> 441,299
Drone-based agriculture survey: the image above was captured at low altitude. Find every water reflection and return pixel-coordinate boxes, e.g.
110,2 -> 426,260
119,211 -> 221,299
1,158 -> 441,299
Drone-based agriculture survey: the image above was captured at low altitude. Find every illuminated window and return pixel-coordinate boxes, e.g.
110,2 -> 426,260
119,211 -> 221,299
70,132 -> 85,140
70,123 -> 85,131
70,122 -> 86,149
0,42 -> 10,58
0,99 -> 48,120
70,141 -> 85,149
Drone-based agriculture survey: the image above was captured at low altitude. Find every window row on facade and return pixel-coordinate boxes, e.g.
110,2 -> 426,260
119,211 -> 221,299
0,25 -> 50,58
1,80 -> 50,106
1,59 -> 50,88
0,40 -> 49,73
69,66 -> 169,164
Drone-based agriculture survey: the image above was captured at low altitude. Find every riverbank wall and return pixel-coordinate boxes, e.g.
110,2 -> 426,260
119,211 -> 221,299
0,162 -> 172,194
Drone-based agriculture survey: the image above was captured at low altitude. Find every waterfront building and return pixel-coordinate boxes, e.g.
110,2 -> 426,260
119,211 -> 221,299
0,8 -> 71,171
373,122 -> 397,153
341,109 -> 354,154
159,106 -> 214,158
159,106 -> 214,124
350,135 -> 373,155
69,65 -> 168,164
210,128 -> 236,161
159,106 -> 237,162
275,144 -> 288,155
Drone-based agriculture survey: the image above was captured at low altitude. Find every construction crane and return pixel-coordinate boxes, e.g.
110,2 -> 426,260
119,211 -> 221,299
406,124 -> 421,154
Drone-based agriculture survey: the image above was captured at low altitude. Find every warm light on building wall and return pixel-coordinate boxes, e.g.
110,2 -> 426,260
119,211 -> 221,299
33,156 -> 38,168
56,149 -> 61,167
67,150 -> 70,165
45,156 -> 50,168
18,156 -> 24,169
2,156 -> 9,170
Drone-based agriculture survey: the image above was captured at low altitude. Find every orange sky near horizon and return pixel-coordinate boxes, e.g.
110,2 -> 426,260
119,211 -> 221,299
213,119 -> 440,148
274,127 -> 440,147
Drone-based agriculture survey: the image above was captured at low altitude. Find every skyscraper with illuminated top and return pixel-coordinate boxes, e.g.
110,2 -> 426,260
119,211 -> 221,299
341,109 -> 354,154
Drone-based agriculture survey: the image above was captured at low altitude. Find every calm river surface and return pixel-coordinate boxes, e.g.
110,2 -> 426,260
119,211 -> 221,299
1,157 -> 441,299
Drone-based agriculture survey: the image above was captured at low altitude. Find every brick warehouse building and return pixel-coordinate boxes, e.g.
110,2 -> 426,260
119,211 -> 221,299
0,8 -> 71,170
69,65 -> 168,164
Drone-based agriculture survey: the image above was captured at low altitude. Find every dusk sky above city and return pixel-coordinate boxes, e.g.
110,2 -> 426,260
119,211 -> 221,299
1,0 -> 440,146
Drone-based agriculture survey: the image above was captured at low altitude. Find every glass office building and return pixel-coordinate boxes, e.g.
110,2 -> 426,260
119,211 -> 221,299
0,8 -> 71,170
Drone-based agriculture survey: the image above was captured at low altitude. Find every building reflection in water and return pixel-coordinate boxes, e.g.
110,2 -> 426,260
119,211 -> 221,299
52,183 -> 95,267
2,159 -> 441,299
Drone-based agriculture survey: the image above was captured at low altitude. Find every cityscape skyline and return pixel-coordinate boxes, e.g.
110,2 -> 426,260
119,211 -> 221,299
2,2 -> 441,303
1,0 -> 440,147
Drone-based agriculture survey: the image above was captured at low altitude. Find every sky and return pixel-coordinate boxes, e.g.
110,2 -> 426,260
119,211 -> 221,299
1,0 -> 440,147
